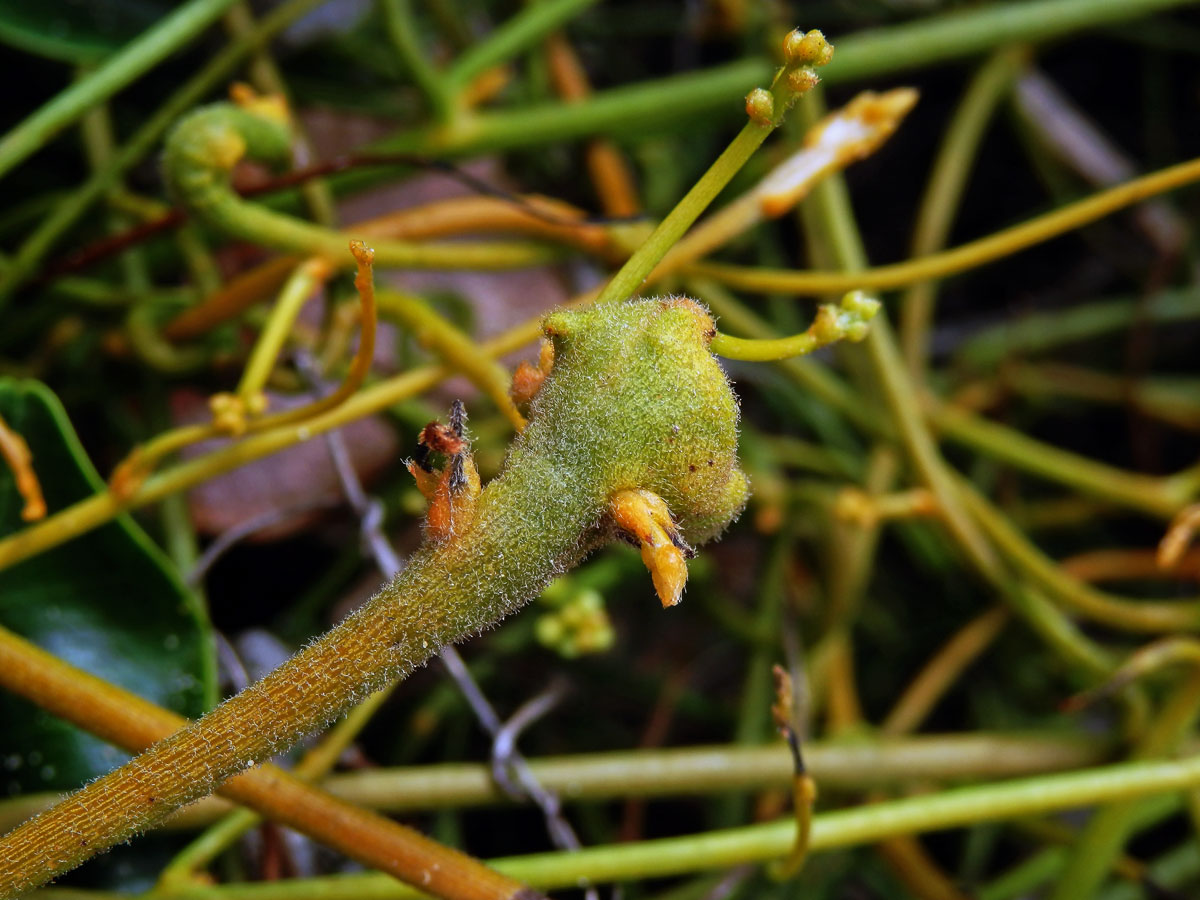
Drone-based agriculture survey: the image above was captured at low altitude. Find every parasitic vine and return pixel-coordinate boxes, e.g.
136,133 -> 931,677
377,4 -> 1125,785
0,288 -> 753,894
0,28 -> 865,894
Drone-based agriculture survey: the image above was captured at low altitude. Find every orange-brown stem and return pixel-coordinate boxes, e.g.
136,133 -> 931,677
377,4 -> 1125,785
0,414 -> 46,522
161,195 -> 622,344
0,627 -> 538,900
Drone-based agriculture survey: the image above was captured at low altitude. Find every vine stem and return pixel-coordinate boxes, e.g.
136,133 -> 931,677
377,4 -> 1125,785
0,730 -> 1109,833
690,153 -> 1200,295
236,258 -> 332,400
0,0 -> 328,304
544,32 -> 641,217
0,0 -> 239,180
1050,668 -> 1200,899
381,0 -> 454,120
222,1 -> 337,228
106,246 -> 373,495
0,36 -> 829,571
375,290 -> 526,431
162,102 -> 561,271
0,289 -> 751,891
0,307 -> 545,573
821,0 -> 1193,84
932,401 -> 1193,519
591,107 -> 776,306
793,91 -> 1121,685
899,46 -> 1026,377
881,607 -> 1009,736
592,32 -> 833,306
959,480 -> 1200,632
5,0 -> 1182,302
56,753 -> 1200,899
345,0 -> 1190,174
159,193 -> 625,345
444,0 -> 600,90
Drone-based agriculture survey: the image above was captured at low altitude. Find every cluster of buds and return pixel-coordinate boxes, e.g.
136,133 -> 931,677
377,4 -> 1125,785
745,28 -> 835,127
209,390 -> 268,436
535,582 -> 615,658
811,289 -> 880,345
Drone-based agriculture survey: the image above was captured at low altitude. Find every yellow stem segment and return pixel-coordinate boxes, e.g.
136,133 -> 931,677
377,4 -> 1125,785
693,154 -> 1200,295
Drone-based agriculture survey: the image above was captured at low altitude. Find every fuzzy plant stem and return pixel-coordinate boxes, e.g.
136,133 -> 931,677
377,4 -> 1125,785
155,685 -> 398,887
0,628 -> 533,900
0,531 -> 563,892
0,296 -> 749,894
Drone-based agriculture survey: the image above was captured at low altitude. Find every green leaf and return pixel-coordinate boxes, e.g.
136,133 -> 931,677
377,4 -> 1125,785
0,0 -> 177,65
0,378 -> 216,796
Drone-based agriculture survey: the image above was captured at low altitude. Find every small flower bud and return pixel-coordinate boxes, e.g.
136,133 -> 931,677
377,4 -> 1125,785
745,88 -> 775,126
787,67 -> 821,96
784,29 -> 834,67
842,290 -> 881,321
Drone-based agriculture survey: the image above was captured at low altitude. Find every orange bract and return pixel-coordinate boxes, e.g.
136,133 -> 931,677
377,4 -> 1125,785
609,488 -> 692,608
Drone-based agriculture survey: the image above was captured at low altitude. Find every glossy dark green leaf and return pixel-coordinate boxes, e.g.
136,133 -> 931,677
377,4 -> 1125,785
0,378 -> 216,797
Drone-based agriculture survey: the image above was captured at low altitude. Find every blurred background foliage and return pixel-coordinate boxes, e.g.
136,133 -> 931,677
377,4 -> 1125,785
2,0 -> 1200,897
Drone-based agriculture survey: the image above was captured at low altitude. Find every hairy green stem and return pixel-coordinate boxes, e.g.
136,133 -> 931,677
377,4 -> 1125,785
0,0 -> 239,180
0,299 -> 748,894
157,686 -> 397,887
